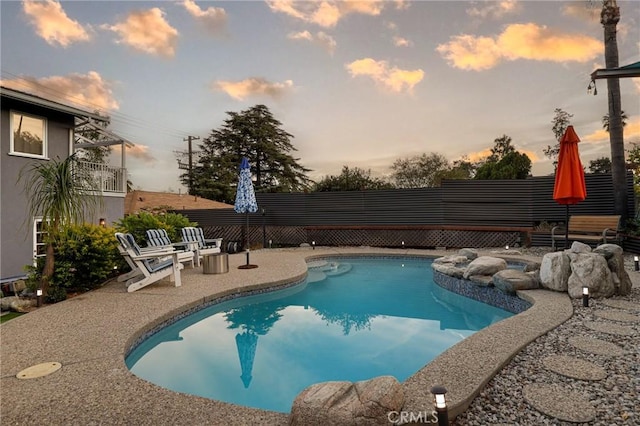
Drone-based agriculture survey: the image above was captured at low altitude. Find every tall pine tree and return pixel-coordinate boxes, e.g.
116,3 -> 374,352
186,105 -> 312,202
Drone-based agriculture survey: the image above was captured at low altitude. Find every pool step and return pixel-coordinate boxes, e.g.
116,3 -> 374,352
307,261 -> 352,284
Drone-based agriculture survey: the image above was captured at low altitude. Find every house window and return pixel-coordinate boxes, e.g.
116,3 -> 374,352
10,111 -> 47,158
33,217 -> 48,264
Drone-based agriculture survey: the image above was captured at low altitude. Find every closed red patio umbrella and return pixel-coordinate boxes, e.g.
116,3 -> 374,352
553,125 -> 587,248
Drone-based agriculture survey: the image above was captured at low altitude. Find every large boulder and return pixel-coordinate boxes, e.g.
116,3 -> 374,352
431,262 -> 465,278
290,376 -> 404,426
433,255 -> 469,265
468,275 -> 493,287
523,260 -> 541,273
539,252 -> 571,292
463,256 -> 507,279
593,244 -> 632,296
567,253 -> 615,299
569,241 -> 592,254
493,269 -> 540,295
458,248 -> 478,260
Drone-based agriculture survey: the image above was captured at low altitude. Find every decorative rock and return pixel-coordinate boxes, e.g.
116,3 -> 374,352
539,252 -> 571,292
594,244 -> 632,295
593,310 -> 640,323
467,275 -> 493,287
0,296 -> 34,313
522,261 -> 541,273
492,269 -> 539,295
569,241 -> 592,253
542,355 -> 607,381
584,321 -> 635,336
568,336 -> 627,357
458,248 -> 478,260
463,256 -> 507,279
523,384 -> 596,423
592,243 -> 622,260
567,253 -> 614,299
290,376 -> 404,426
433,255 -> 468,265
431,263 -> 464,278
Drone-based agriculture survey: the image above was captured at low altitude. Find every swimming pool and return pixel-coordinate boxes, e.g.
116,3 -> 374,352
126,257 -> 513,413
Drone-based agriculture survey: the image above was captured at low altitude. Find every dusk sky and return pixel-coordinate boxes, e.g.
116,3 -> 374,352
2,0 -> 639,192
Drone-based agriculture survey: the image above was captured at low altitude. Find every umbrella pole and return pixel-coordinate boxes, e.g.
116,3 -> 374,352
245,211 -> 249,251
565,205 -> 569,249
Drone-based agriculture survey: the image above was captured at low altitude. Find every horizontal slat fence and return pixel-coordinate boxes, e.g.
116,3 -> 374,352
176,173 -> 635,249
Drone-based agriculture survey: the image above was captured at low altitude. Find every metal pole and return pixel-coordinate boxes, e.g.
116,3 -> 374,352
245,212 -> 249,250
565,205 -> 569,249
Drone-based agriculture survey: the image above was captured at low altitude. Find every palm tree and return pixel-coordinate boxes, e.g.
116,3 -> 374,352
600,0 -> 627,220
18,154 -> 100,296
602,110 -> 628,132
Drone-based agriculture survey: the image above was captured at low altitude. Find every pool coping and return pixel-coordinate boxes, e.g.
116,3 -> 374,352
0,247 -> 572,425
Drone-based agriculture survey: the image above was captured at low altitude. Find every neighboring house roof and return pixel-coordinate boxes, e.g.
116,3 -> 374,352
125,190 -> 232,215
0,85 -> 109,122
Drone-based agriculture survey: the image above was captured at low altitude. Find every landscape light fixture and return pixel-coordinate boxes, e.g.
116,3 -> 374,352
430,385 -> 449,426
99,218 -> 106,227
505,244 -> 509,250
634,256 -> 639,271
269,239 -> 272,249
312,241 -> 316,250
36,289 -> 43,307
582,286 -> 589,308
401,241 -> 405,249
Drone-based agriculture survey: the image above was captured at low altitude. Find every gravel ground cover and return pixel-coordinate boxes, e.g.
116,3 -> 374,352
456,247 -> 640,426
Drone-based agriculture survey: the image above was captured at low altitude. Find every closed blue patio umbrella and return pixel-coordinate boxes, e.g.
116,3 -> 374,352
235,330 -> 259,388
234,157 -> 258,268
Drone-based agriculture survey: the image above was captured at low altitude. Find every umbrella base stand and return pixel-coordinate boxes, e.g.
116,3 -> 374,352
238,250 -> 258,269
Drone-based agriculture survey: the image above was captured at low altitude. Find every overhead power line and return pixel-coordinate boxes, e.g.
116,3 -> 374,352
1,69 -> 193,140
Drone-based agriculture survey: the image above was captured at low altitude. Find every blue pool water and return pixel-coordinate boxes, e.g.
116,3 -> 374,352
126,257 -> 513,413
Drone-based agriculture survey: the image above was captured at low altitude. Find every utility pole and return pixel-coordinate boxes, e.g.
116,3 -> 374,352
183,135 -> 200,194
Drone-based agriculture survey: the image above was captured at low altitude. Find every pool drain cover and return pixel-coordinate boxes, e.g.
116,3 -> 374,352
16,362 -> 62,379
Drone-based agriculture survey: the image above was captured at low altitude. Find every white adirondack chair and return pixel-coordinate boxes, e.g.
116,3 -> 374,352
115,233 -> 183,292
145,229 -> 196,268
180,227 -> 222,267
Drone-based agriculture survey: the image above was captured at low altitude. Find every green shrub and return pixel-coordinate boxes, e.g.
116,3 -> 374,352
114,211 -> 196,246
624,218 -> 640,236
25,224 -> 126,303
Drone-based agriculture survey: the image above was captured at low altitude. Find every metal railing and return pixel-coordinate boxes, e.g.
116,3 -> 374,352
76,161 -> 126,194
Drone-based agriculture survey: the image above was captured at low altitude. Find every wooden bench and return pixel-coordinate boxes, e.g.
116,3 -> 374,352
551,215 -> 621,250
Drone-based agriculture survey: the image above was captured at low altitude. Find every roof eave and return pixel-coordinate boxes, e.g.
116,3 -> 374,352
0,86 -> 109,122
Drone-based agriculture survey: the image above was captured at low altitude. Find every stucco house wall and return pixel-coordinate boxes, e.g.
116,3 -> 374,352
1,89 -> 125,279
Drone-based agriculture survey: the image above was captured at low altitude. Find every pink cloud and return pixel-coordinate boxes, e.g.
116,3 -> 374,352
22,0 -> 90,47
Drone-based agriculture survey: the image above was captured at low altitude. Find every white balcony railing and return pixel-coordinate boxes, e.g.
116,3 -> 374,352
76,161 -> 126,194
